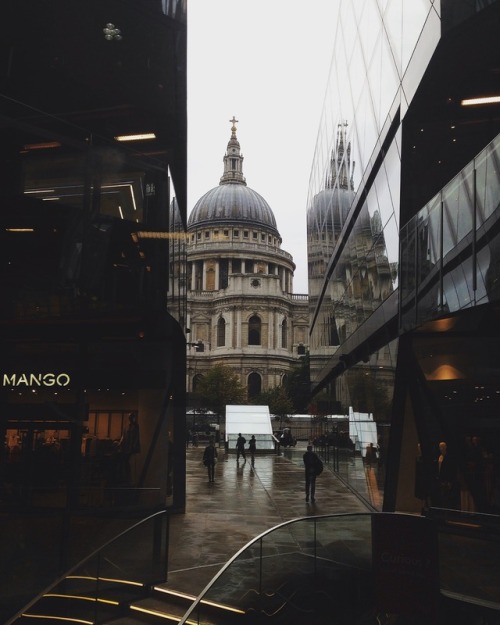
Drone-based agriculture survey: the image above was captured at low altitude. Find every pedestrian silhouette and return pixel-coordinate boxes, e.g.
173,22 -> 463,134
303,444 -> 323,503
249,435 -> 257,465
203,439 -> 218,483
236,433 -> 246,462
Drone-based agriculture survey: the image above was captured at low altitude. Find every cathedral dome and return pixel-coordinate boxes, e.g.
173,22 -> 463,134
188,184 -> 278,232
187,117 -> 280,236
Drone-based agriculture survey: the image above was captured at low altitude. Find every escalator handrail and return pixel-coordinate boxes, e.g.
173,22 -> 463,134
5,507 -> 169,625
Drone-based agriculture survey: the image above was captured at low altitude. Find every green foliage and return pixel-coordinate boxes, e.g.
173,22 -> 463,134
196,363 -> 246,416
252,385 -> 293,421
284,353 -> 311,413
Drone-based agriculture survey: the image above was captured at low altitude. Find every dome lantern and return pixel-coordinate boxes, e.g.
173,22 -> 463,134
188,118 -> 280,237
220,116 -> 247,186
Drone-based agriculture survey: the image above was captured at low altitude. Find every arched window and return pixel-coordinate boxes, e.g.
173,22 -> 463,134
192,374 -> 204,393
248,372 -> 262,399
281,318 -> 287,348
217,317 -> 226,347
248,315 -> 261,346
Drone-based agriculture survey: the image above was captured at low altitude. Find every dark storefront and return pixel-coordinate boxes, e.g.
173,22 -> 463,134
0,1 -> 187,618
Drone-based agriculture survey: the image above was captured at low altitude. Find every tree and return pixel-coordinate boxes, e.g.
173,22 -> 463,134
285,353 -> 311,413
196,363 -> 246,418
252,386 -> 293,430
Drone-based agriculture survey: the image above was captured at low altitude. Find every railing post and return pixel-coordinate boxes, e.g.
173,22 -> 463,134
314,518 -> 317,580
258,537 -> 263,596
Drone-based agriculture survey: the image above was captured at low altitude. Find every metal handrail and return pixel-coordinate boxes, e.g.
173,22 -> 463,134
5,508 -> 169,625
178,512 -> 370,625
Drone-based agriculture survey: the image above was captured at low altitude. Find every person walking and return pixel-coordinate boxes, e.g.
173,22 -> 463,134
203,438 -> 218,482
249,435 -> 257,465
236,433 -> 246,462
303,444 -> 323,503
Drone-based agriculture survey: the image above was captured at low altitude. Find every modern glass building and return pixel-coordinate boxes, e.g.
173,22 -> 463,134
307,0 -> 500,516
0,1 -> 187,618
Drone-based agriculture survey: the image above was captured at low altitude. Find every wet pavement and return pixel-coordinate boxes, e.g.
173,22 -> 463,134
163,443 -> 370,596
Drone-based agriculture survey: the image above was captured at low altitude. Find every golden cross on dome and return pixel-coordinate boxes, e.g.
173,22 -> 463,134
229,116 -> 239,132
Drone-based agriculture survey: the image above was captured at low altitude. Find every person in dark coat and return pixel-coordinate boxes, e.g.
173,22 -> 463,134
249,435 -> 257,465
203,439 -> 218,482
303,444 -> 322,503
236,433 -> 246,462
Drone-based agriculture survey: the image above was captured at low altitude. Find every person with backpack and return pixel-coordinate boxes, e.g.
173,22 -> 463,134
303,444 -> 323,503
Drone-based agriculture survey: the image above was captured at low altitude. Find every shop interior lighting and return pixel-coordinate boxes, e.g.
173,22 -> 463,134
461,95 -> 500,106
114,133 -> 156,142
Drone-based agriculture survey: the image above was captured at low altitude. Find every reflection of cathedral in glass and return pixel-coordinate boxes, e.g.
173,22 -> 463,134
308,124 -> 395,383
307,0 -> 500,521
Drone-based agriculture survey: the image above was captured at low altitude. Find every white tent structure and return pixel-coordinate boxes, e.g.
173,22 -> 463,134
348,407 -> 378,457
225,405 -> 275,451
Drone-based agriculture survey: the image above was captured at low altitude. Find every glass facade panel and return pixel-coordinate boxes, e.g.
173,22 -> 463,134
416,195 -> 442,288
373,143 -> 399,231
443,164 -> 475,248
401,1 -> 434,71
383,0 -> 404,75
308,0 -> 500,527
443,258 -> 474,312
478,228 -> 500,303
475,139 -> 500,224
399,133 -> 500,329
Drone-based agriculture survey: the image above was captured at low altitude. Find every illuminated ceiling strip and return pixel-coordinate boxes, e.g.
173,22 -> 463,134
102,183 -> 138,211
24,189 -> 56,194
23,141 -> 62,150
461,95 -> 500,106
114,133 -> 156,142
5,228 -> 34,232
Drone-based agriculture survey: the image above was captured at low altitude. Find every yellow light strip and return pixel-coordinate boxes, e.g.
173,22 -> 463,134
21,614 -> 93,624
44,593 -> 119,606
5,228 -> 34,232
114,133 -> 156,142
153,587 -> 245,615
130,605 -> 181,621
154,588 -> 196,600
66,575 -> 144,587
200,599 -> 245,614
461,95 -> 500,106
136,231 -> 188,240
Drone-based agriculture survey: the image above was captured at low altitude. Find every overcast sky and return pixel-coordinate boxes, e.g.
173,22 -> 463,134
187,1 -> 338,293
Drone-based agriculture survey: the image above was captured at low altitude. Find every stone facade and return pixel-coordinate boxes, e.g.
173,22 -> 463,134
186,119 -> 308,399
